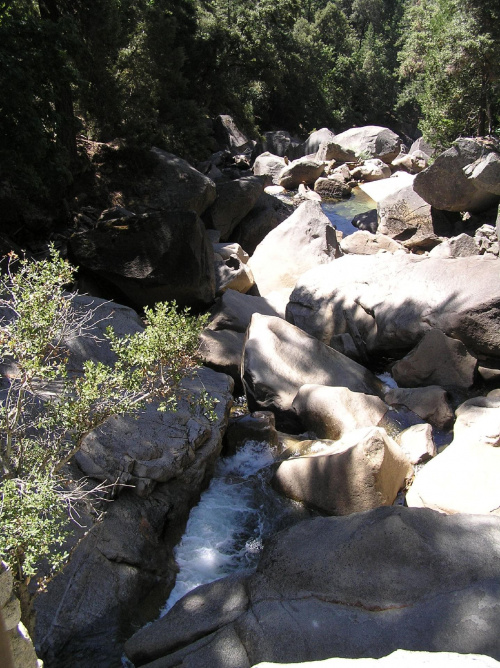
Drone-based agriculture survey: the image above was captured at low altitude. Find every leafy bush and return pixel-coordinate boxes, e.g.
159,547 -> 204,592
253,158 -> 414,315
0,249 -> 211,585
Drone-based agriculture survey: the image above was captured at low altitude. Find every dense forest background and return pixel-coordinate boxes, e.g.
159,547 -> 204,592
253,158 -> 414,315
0,0 -> 499,223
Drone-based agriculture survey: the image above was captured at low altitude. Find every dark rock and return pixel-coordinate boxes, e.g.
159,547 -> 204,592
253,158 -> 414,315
230,192 -> 293,255
121,148 -> 217,217
207,176 -> 265,241
207,289 -> 280,333
352,208 -> 378,233
277,158 -> 325,190
69,210 -> 215,309
313,176 -> 351,199
213,115 -> 252,153
224,411 -> 278,455
199,328 -> 245,392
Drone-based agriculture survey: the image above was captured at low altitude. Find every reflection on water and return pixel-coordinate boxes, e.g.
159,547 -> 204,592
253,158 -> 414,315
321,188 -> 376,237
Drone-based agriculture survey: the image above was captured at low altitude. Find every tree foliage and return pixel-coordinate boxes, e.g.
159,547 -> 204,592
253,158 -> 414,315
398,0 -> 500,148
0,250 -> 211,585
0,0 -> 499,218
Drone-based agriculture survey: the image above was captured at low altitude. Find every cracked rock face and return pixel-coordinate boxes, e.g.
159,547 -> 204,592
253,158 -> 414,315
125,506 -> 500,667
33,367 -> 234,668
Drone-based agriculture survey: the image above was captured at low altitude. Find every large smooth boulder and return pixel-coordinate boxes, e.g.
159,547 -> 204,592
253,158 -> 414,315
377,184 -> 455,250
291,128 -> 336,160
292,384 -> 388,440
313,176 -> 351,200
242,315 -> 384,428
125,507 -> 500,667
207,289 -> 280,333
329,126 -> 401,164
304,128 -> 336,154
130,148 -> 216,216
406,396 -> 500,514
397,423 -> 436,465
207,176 -> 265,241
467,151 -> 500,196
384,386 -> 454,430
413,138 -> 500,213
340,230 -> 404,255
277,158 -> 325,190
214,115 -> 251,153
273,426 -> 412,515
351,159 -> 391,182
391,329 -> 477,389
286,254 -> 500,359
453,394 -> 500,446
248,201 -> 340,297
230,192 -> 293,255
253,152 -> 287,185
69,211 -> 216,309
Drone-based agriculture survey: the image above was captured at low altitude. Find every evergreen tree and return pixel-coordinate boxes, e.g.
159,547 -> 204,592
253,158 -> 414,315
398,0 -> 500,147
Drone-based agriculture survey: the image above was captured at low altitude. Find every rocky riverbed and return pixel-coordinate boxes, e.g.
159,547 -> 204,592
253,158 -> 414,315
5,119 -> 500,667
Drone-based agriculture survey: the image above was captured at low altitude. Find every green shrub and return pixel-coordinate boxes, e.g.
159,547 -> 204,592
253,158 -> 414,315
0,249 -> 212,585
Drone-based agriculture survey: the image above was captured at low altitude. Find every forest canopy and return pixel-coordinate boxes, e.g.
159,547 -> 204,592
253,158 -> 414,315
0,0 -> 499,215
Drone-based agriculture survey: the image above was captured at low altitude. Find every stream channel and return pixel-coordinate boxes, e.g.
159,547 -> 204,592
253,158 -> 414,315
156,191 -> 381,619
161,439 -> 315,614
121,186 -> 383,666
150,192 -> 379,620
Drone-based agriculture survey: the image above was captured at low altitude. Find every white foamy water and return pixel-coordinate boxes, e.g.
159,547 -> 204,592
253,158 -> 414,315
161,440 -> 276,615
377,371 -> 398,390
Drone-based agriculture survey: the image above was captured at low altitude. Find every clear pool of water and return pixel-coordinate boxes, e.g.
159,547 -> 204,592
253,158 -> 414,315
321,188 -> 376,237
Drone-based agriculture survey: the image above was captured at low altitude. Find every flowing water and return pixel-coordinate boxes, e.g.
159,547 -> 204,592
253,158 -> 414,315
161,440 -> 314,615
